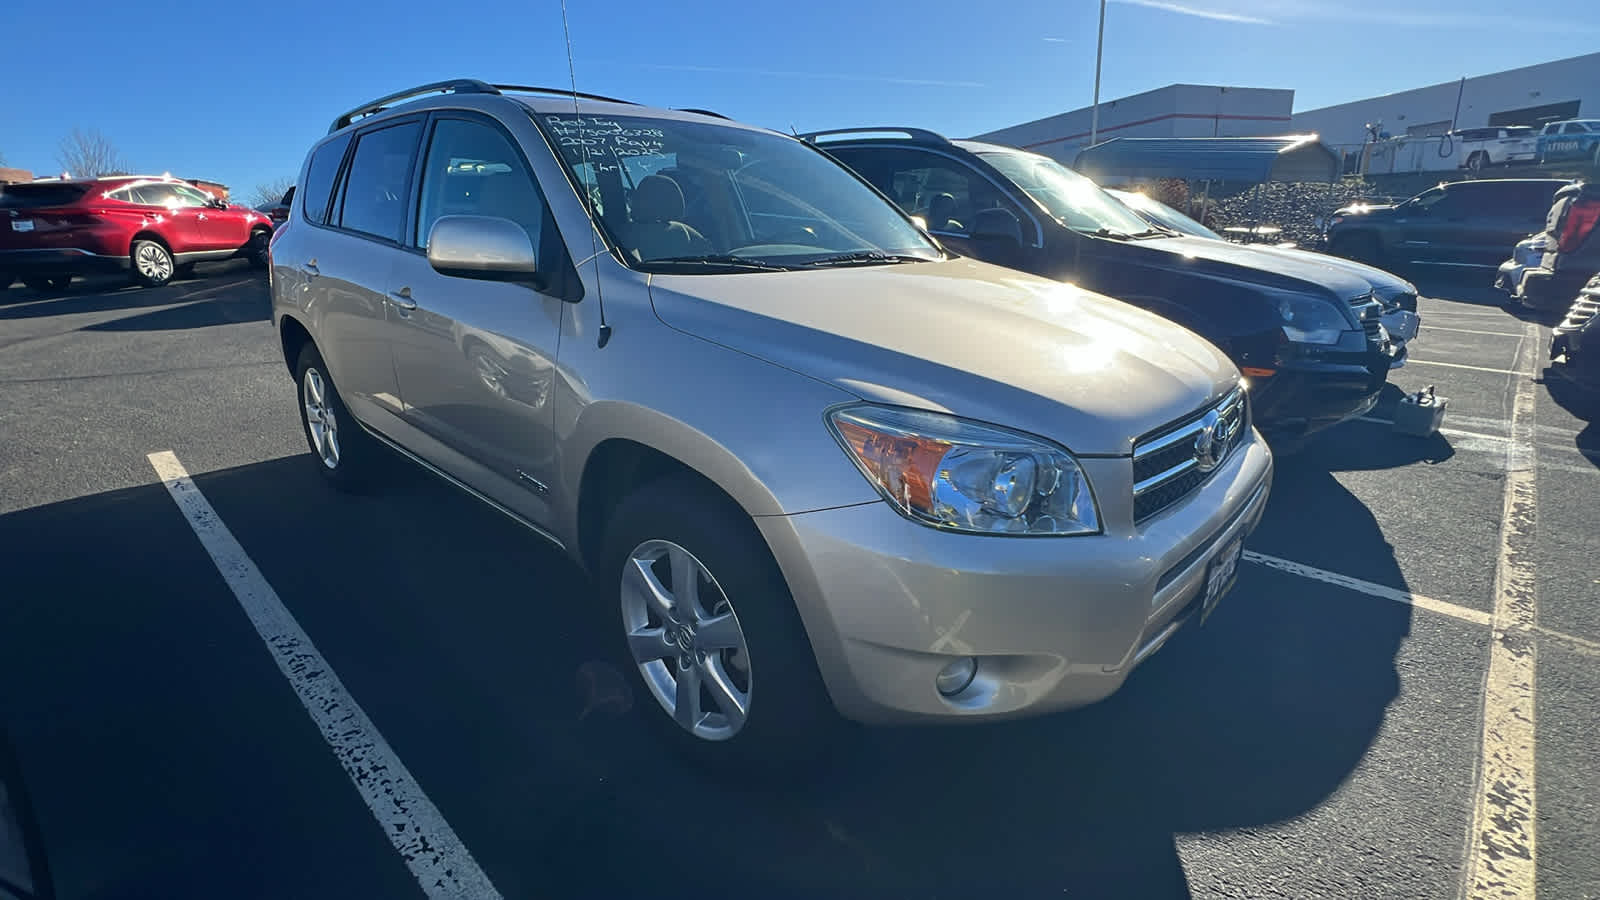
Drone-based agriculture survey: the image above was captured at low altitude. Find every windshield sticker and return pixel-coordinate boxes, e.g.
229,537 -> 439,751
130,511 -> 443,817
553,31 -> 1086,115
544,116 -> 668,159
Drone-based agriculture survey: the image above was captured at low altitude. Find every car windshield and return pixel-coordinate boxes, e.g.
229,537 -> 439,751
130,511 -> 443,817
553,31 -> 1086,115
1109,190 -> 1221,240
535,112 -> 941,272
976,150 -> 1152,236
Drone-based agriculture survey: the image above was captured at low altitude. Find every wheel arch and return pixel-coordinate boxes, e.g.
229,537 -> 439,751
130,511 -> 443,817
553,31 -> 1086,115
278,313 -> 313,378
573,432 -> 774,577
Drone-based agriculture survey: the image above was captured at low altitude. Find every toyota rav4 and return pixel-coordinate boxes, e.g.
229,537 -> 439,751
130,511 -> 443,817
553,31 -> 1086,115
270,80 -> 1273,764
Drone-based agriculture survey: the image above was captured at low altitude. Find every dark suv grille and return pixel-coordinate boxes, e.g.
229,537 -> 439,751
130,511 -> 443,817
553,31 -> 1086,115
1132,388 -> 1248,523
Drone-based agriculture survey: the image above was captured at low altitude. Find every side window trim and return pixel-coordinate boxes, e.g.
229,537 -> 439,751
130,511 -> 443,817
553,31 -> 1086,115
300,132 -> 355,227
332,115 -> 425,246
869,146 -> 1043,247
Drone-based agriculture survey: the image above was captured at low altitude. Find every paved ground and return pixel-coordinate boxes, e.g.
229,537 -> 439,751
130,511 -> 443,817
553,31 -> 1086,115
1,262 -> 1596,899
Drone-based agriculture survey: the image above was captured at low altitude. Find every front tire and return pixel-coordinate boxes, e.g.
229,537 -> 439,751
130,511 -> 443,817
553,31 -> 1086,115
295,343 -> 380,492
131,239 -> 175,287
600,475 -> 841,771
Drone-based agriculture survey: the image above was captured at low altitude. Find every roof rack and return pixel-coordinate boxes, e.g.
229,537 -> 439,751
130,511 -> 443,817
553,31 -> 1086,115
330,79 -> 498,133
797,127 -> 951,145
674,108 -> 729,119
491,84 -> 638,106
329,81 -> 642,133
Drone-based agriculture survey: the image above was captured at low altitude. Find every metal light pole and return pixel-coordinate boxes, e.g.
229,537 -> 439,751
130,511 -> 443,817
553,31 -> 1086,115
1089,0 -> 1107,147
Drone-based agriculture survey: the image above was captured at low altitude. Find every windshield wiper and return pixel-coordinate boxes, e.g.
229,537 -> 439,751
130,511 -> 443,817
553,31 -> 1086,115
1081,227 -> 1134,240
642,254 -> 796,272
798,250 -> 934,268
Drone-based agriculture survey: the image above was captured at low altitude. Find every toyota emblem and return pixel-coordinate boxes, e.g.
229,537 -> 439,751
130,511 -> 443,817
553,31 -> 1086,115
1194,410 -> 1223,472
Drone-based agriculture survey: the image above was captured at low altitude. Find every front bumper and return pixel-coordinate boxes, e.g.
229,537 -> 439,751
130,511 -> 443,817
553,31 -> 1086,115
758,435 -> 1273,724
1498,262 -> 1589,312
1248,335 -> 1389,437
0,248 -> 129,275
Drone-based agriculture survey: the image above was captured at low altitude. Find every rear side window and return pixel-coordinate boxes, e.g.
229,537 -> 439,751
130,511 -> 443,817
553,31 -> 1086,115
301,133 -> 352,225
338,122 -> 422,242
0,183 -> 89,209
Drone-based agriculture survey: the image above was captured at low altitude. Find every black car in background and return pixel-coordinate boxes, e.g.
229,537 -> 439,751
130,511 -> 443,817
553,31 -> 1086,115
1108,187 -> 1422,368
1324,178 -> 1569,271
807,128 -> 1396,442
1497,181 -> 1600,311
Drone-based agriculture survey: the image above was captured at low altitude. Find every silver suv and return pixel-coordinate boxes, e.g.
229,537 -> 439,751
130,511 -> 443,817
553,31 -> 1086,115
270,80 -> 1274,763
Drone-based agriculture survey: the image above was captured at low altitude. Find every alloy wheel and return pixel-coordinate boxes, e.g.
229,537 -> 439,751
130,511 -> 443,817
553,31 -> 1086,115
302,367 -> 341,469
135,243 -> 173,282
621,539 -> 752,741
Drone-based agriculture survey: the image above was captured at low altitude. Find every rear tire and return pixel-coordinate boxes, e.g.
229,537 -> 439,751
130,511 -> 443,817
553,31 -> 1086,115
295,343 -> 381,492
246,228 -> 271,270
599,474 -> 843,774
131,239 -> 175,287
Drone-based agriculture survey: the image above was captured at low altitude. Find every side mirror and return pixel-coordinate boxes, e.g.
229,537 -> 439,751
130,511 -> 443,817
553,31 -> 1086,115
427,215 -> 539,282
207,197 -> 229,209
970,208 -> 1024,245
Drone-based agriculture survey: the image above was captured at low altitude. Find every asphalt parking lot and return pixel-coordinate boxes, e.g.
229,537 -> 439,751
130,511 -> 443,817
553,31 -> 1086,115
2,262 -> 1597,899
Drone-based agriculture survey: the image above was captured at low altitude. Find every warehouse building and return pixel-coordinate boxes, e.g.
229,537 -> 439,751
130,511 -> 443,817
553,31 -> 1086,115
1289,51 -> 1599,151
973,84 -> 1294,164
974,52 -> 1597,168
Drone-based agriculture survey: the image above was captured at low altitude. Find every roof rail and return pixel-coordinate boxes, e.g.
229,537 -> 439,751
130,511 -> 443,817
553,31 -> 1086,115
797,127 -> 951,145
329,79 -> 499,133
674,108 -> 729,119
491,84 -> 638,106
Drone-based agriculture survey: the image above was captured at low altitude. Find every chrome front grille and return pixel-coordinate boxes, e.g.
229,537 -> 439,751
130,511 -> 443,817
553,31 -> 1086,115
1350,292 -> 1385,343
1132,388 -> 1248,523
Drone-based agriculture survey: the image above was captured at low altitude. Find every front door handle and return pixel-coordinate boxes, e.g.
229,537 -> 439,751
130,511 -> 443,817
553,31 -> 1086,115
302,258 -> 320,278
388,286 -> 417,310
196,213 -> 207,222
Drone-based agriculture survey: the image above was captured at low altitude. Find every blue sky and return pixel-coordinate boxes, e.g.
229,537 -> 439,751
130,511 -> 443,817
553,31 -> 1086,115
1,0 -> 1594,202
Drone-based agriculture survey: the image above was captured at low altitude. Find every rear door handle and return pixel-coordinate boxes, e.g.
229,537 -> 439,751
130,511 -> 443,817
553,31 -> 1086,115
388,286 -> 417,310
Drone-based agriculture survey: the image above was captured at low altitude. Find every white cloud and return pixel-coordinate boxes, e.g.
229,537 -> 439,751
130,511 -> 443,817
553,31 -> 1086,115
1109,0 -> 1275,25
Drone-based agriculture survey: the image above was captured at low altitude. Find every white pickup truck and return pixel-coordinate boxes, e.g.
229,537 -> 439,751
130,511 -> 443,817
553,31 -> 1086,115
1453,126 -> 1539,172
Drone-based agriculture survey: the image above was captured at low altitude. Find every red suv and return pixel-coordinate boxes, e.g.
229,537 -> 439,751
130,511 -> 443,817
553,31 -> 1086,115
0,176 -> 273,291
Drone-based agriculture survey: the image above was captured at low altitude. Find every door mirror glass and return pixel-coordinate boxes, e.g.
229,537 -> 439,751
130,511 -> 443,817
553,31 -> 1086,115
971,208 -> 1024,245
427,215 -> 539,282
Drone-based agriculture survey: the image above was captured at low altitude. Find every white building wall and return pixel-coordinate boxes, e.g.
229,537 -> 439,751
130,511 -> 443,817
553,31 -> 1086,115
971,85 -> 1294,165
1290,52 -> 1600,152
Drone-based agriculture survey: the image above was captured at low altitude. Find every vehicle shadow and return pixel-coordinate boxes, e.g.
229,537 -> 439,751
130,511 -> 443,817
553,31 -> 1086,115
0,266 -> 259,321
0,445 -> 1412,899
1541,362 -> 1600,471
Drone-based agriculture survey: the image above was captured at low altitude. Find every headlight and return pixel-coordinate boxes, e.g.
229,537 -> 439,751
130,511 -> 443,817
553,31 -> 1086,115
827,405 -> 1100,536
1272,291 -> 1349,345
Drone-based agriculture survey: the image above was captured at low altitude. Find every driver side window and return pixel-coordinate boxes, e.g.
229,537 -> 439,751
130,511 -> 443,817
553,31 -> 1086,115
414,117 -> 547,252
170,185 -> 212,208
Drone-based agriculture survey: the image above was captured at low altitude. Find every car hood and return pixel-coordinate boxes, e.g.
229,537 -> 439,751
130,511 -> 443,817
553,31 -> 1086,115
647,258 -> 1239,456
1112,234 -> 1375,301
1244,244 -> 1414,297
1333,203 -> 1398,218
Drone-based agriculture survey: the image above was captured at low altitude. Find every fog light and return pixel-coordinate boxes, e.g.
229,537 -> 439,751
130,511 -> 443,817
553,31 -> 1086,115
935,657 -> 978,697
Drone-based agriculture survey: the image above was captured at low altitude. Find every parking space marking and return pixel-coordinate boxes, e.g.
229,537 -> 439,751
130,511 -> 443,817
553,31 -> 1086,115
1466,321 -> 1540,900
1405,359 -> 1521,376
147,450 -> 503,900
1243,551 -> 1492,626
1422,325 -> 1523,337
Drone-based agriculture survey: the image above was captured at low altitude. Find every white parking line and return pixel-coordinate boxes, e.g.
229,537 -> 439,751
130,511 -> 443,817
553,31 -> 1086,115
147,451 -> 503,900
1406,358 -> 1522,376
1466,322 -> 1540,900
1422,325 -> 1523,337
1243,551 -> 1492,626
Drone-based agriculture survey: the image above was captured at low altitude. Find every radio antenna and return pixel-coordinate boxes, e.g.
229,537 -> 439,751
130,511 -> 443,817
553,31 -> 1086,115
560,0 -> 612,348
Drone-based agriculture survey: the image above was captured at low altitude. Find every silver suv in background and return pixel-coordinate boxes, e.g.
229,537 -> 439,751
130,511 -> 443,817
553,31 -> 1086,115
269,80 -> 1273,765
